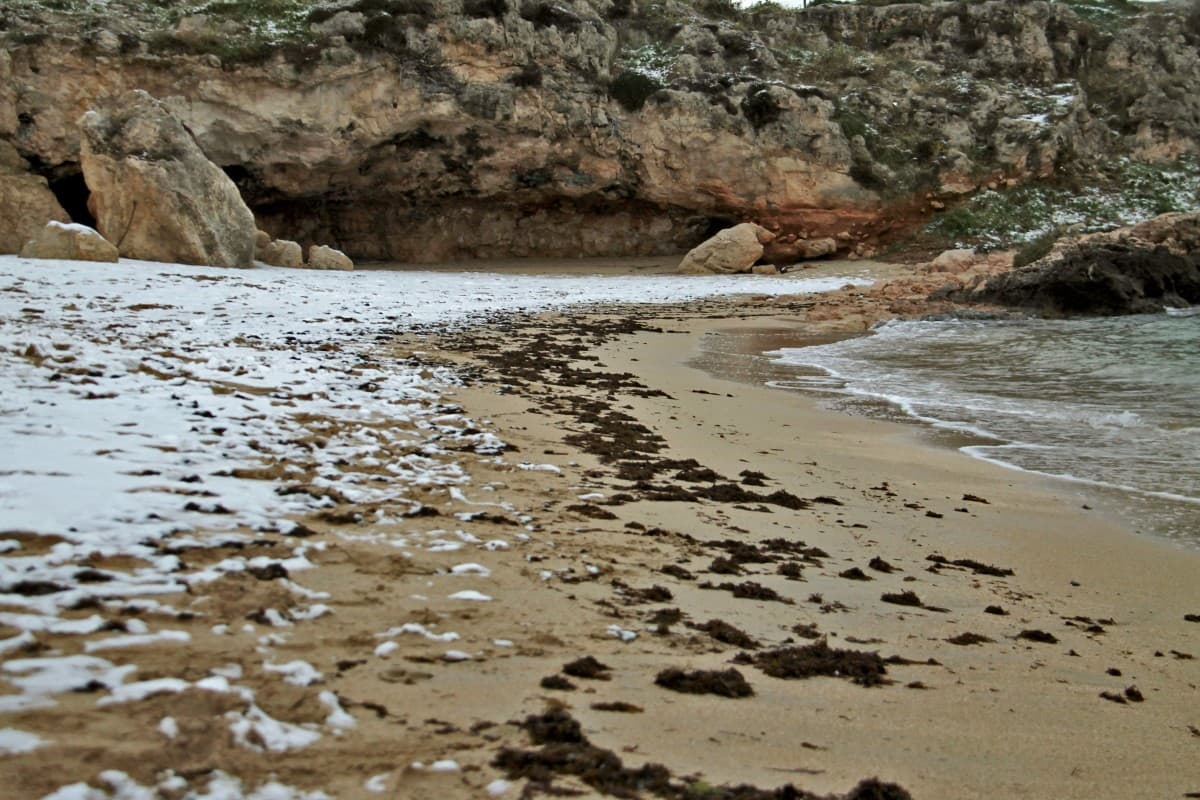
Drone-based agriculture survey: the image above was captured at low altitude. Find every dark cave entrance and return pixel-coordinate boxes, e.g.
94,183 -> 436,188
47,171 -> 96,229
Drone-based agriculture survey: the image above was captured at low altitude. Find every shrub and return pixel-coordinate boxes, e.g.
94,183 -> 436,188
609,70 -> 662,112
1013,227 -> 1061,268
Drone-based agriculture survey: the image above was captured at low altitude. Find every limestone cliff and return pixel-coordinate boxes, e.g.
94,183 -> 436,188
1,0 -> 1197,261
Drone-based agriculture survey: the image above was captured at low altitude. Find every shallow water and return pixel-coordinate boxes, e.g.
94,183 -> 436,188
691,312 -> 1200,548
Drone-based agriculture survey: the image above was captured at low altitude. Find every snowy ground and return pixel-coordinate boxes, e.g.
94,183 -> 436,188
0,255 -> 867,797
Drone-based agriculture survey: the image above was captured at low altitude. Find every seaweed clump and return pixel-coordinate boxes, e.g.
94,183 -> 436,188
563,655 -> 612,680
743,640 -> 889,687
654,668 -> 755,698
692,618 -> 759,649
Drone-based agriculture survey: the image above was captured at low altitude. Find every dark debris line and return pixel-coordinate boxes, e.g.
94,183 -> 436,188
496,710 -> 913,800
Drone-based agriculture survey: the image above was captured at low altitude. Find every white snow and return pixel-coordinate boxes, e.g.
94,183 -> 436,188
449,562 -> 491,576
0,727 -> 48,754
486,779 -> 513,797
263,660 -> 324,686
517,462 -> 561,473
41,770 -> 331,800
447,590 -> 492,602
364,774 -> 389,793
375,622 -> 459,642
97,677 -> 189,705
158,717 -> 179,740
227,705 -> 322,752
84,630 -> 190,652
607,624 -> 638,642
442,650 -> 471,662
317,690 -> 356,731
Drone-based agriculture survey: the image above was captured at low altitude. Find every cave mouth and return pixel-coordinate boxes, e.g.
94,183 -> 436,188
48,171 -> 96,229
700,215 -> 738,240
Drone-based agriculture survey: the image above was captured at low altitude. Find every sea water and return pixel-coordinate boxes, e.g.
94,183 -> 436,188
767,309 -> 1200,547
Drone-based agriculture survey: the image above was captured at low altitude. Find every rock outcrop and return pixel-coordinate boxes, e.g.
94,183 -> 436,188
79,90 -> 256,268
0,0 -> 1197,261
0,142 -> 70,253
678,223 -> 772,274
962,212 -> 1200,315
19,220 -> 118,263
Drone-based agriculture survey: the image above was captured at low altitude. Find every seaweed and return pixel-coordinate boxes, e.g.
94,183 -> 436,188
495,711 -> 911,798
660,564 -> 695,581
563,656 -> 612,680
591,701 -> 643,713
747,640 -> 889,687
946,632 -> 993,646
880,590 -> 922,607
868,556 -> 897,573
654,667 -> 754,698
692,619 -> 759,649
700,581 -> 794,604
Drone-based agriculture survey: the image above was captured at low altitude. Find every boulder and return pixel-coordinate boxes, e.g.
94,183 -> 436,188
0,158 -> 71,254
19,221 -> 119,263
261,239 -> 304,268
763,236 -> 839,265
678,223 -> 771,274
254,229 -> 271,258
79,90 -> 257,268
927,249 -> 979,274
308,245 -> 354,271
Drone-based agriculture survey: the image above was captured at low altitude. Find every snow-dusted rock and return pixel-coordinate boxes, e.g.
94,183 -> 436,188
19,221 -> 118,263
79,90 -> 256,268
261,239 -> 304,268
309,245 -> 354,271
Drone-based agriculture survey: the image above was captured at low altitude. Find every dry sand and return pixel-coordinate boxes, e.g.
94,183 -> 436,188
3,268 -> 1198,799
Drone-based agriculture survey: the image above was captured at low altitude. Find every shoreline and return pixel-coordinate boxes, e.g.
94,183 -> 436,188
685,318 -> 1200,553
2,262 -> 1198,799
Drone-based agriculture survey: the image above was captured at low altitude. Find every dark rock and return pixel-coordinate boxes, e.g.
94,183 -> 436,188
969,242 -> 1200,317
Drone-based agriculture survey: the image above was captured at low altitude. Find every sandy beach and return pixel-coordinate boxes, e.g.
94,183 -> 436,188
1,259 -> 1198,799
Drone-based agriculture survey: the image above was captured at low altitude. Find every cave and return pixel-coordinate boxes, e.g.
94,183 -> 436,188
47,171 -> 96,229
699,215 -> 738,240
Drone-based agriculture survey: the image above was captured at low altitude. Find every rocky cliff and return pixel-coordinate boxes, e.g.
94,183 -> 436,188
1,0 -> 1198,262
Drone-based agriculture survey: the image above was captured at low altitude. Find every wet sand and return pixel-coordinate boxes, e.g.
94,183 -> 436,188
3,272 -> 1198,799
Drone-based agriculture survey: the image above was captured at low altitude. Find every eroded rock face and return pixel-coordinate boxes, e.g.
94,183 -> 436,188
0,0 -> 1196,261
19,220 -> 118,263
678,223 -> 771,274
79,90 -> 256,268
0,168 -> 70,254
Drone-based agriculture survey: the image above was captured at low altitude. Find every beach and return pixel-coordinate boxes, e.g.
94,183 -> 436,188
1,258 -> 1198,799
